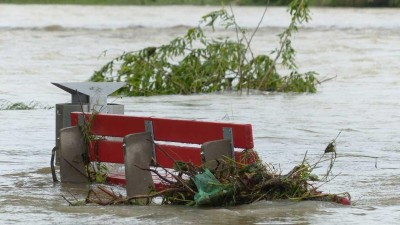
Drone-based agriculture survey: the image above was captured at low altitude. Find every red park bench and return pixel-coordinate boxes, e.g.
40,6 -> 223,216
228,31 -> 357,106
59,112 -> 257,198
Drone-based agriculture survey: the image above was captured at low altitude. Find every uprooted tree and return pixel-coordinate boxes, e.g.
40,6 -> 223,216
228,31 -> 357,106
90,0 -> 319,96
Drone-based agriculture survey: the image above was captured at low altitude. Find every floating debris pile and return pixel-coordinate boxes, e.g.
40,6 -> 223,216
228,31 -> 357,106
84,150 -> 351,207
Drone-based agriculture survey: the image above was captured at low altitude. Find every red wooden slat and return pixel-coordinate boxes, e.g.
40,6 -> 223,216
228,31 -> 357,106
88,140 -> 124,164
87,140 -> 202,168
71,113 -> 146,140
86,140 -> 256,169
71,112 -> 254,149
155,145 -> 202,168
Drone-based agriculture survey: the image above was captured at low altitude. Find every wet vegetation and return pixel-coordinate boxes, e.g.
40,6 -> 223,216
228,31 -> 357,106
83,147 -> 351,206
91,1 -> 319,96
0,99 -> 53,110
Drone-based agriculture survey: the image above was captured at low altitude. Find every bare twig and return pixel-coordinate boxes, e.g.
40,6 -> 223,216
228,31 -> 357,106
135,140 -> 196,194
61,195 -> 73,206
257,0 -> 305,90
148,140 -> 188,172
316,172 -> 342,189
97,186 -> 120,200
160,165 -> 196,194
317,75 -> 337,84
246,1 -> 270,59
134,164 -> 175,185
228,2 -> 269,94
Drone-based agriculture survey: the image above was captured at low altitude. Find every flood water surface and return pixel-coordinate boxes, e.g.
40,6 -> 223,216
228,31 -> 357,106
0,5 -> 400,224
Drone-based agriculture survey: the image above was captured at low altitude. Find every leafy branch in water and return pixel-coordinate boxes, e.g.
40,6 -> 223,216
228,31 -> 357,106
258,0 -> 315,91
91,0 -> 318,96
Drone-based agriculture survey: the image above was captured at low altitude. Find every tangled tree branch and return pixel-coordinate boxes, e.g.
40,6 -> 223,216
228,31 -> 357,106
91,0 -> 319,95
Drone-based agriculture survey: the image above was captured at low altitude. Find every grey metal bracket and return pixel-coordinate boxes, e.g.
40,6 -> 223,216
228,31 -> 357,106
52,82 -> 125,112
201,127 -> 235,171
145,120 -> 156,162
123,132 -> 155,202
201,139 -> 233,171
223,127 -> 234,158
59,126 -> 89,183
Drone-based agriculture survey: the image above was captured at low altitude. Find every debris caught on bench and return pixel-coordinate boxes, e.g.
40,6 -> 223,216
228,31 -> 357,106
84,149 -> 351,207
59,111 -> 350,207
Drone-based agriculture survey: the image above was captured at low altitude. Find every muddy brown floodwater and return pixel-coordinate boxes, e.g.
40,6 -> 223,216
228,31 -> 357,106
0,5 -> 399,225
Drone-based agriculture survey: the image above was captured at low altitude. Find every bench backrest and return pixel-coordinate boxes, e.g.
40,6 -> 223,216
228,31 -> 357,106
70,112 -> 254,168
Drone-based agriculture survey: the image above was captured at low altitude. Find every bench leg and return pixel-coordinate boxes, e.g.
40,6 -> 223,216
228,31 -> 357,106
59,126 -> 89,183
124,132 -> 155,201
201,139 -> 233,172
